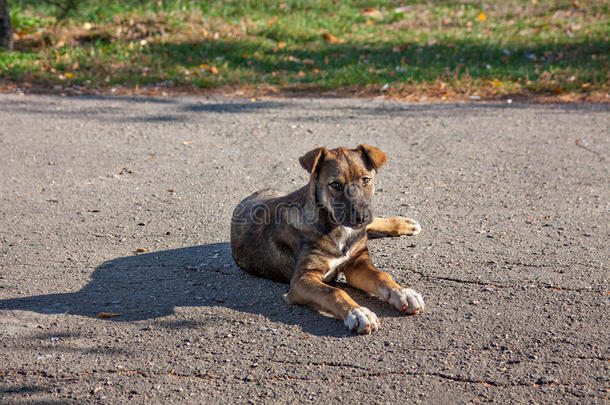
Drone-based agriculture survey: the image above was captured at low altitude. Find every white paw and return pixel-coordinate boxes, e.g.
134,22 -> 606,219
397,217 -> 421,236
344,307 -> 380,334
387,288 -> 425,314
410,220 -> 422,235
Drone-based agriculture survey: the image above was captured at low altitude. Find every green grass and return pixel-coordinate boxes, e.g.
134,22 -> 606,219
2,0 -> 609,99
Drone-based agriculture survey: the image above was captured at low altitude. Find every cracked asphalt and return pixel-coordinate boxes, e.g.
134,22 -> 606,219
0,94 -> 608,404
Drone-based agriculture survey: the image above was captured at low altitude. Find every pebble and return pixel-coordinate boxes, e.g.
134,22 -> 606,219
536,376 -> 557,384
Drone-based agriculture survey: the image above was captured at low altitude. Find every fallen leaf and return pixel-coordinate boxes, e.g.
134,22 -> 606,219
98,312 -> 120,318
478,12 -> 487,21
323,33 -> 345,44
135,248 -> 147,253
361,8 -> 382,18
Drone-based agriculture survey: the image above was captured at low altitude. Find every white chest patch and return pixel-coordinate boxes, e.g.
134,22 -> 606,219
336,226 -> 357,252
321,227 -> 361,282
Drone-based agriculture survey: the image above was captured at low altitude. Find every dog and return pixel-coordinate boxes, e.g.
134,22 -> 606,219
230,145 -> 424,334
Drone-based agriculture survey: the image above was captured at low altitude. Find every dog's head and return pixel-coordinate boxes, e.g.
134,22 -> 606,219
300,145 -> 387,229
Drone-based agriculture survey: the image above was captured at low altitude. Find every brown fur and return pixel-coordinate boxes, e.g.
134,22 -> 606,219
230,145 -> 423,334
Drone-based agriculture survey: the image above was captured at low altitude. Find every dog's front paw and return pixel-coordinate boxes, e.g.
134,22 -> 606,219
388,288 -> 425,314
344,307 -> 380,334
396,217 -> 421,236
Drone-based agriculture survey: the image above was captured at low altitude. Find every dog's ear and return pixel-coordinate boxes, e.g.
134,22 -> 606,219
299,147 -> 328,174
358,144 -> 387,170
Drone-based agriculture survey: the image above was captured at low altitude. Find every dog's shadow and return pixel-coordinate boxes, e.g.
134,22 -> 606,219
0,243 -> 401,337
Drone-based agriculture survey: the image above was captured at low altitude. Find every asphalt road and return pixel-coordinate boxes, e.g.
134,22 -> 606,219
0,94 -> 608,404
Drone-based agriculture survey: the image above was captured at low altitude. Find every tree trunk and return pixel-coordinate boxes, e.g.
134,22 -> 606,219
0,0 -> 14,50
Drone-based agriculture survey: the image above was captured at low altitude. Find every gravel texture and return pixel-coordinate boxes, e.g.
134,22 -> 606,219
0,95 -> 608,403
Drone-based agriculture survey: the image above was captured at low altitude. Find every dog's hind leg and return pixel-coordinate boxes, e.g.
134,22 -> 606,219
366,217 -> 421,238
343,251 -> 424,315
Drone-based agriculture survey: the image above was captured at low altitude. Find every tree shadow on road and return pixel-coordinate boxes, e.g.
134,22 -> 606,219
0,242 -> 398,337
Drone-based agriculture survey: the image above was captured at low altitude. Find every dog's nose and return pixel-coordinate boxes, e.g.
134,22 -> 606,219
354,210 -> 370,224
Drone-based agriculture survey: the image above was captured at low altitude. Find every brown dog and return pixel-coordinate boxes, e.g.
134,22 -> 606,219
230,145 -> 424,334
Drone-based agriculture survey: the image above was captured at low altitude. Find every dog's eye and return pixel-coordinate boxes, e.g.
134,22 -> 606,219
361,177 -> 371,185
329,181 -> 343,191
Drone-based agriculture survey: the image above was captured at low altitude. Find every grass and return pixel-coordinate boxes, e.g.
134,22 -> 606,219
1,0 -> 609,100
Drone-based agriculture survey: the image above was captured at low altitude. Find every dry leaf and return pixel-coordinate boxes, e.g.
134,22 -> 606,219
135,248 -> 147,253
361,8 -> 382,18
98,312 -> 120,318
323,33 -> 345,44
